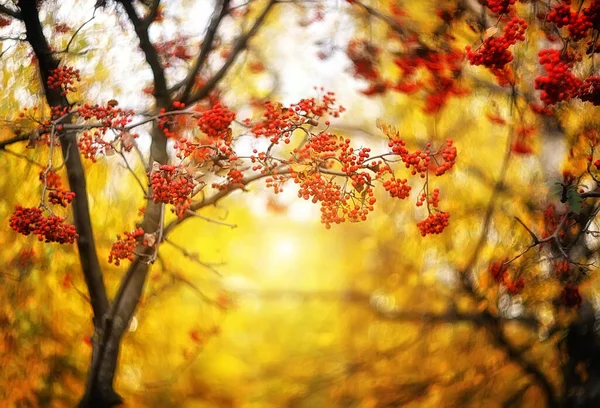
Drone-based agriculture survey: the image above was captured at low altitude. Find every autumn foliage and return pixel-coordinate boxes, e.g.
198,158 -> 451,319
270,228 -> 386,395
5,0 -> 600,407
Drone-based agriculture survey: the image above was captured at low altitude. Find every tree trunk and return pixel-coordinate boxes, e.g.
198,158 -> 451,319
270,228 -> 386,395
78,325 -> 124,407
561,302 -> 600,407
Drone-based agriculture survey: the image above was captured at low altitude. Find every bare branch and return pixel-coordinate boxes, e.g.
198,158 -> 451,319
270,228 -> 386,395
0,133 -> 29,149
178,0 -> 231,102
118,0 -> 169,106
0,4 -> 21,19
164,238 -> 222,276
184,208 -> 237,228
143,0 -> 161,26
185,0 -> 276,105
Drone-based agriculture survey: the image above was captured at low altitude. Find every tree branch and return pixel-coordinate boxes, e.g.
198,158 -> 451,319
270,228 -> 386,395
143,0 -> 161,26
185,0 -> 276,105
118,0 -> 169,106
178,0 -> 230,102
0,4 -> 21,19
0,133 -> 29,149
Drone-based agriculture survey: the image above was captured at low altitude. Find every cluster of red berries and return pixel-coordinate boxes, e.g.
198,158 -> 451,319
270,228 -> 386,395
394,49 -> 466,113
535,49 -> 581,105
78,130 -> 112,162
546,2 -> 596,41
197,103 -> 236,139
265,171 -> 288,195
579,76 -> 600,105
48,189 -> 76,207
485,0 -> 517,15
9,206 -> 77,244
247,94 -> 344,145
388,139 -> 456,179
212,168 -> 244,190
108,227 -> 145,265
296,132 -> 339,161
78,103 -> 135,129
434,139 -> 457,176
377,167 -> 411,199
417,188 -> 440,208
466,16 -> 527,72
294,172 -> 374,228
40,170 -> 61,188
47,66 -> 81,96
295,92 -> 344,118
417,212 -> 450,236
487,259 -> 524,294
38,170 -> 76,207
150,164 -> 195,217
423,77 -> 469,114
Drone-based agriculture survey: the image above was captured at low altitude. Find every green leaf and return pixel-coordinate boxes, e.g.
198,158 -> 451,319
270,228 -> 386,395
567,188 -> 583,214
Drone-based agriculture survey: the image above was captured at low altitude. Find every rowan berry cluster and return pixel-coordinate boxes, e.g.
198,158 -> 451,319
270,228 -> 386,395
294,172 -> 374,228
393,49 -> 466,113
150,164 -> 195,217
387,139 -> 430,178
47,66 -> 81,95
546,2 -> 596,41
579,76 -> 600,105
485,0 -> 517,15
377,167 -> 411,199
39,170 -> 76,207
78,131 -> 112,162
197,103 -> 236,139
417,212 -> 450,236
78,103 -> 135,129
40,170 -> 61,188
488,259 -> 524,294
9,206 -> 77,244
247,94 -> 344,144
465,16 -> 527,73
434,139 -> 457,176
108,227 -> 145,265
48,189 -> 76,207
212,168 -> 244,190
417,188 -> 440,208
535,49 -> 581,105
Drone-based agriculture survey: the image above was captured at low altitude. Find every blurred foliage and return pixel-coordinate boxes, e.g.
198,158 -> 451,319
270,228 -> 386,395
3,0 -> 600,407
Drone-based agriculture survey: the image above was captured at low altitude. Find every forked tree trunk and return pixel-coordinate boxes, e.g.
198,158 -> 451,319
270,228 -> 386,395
78,334 -> 123,408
